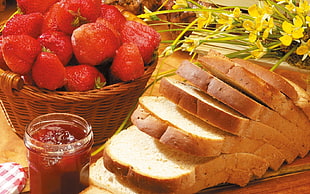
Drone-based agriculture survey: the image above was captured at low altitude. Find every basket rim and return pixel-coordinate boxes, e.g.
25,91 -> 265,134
1,56 -> 157,101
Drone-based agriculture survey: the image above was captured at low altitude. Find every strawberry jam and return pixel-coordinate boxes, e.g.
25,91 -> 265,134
24,113 -> 93,194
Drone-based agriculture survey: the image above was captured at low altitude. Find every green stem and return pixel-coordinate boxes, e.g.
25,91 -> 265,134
269,45 -> 297,71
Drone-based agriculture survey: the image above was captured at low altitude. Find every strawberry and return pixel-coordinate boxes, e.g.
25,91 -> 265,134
95,17 -> 121,45
41,3 -> 62,33
55,0 -> 101,34
71,22 -> 120,66
110,42 -> 145,81
0,36 -> 9,70
38,31 -> 73,66
2,35 -> 41,75
16,0 -> 59,14
2,13 -> 44,38
65,64 -> 106,92
121,20 -> 161,64
100,4 -> 126,31
32,52 -> 66,90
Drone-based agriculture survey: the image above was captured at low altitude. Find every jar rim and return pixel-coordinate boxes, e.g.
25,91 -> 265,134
24,113 -> 93,155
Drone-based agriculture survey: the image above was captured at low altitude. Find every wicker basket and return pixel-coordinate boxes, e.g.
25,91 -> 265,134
0,58 -> 157,145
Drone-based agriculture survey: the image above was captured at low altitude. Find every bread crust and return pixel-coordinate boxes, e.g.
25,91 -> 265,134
132,96 -> 285,170
131,105 -> 224,157
103,142 -> 193,193
102,127 -> 269,193
176,60 -> 309,157
159,77 -> 248,136
231,58 -> 298,101
160,78 -> 300,162
198,54 -> 310,155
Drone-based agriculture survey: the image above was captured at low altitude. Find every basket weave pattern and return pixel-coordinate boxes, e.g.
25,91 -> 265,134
0,59 -> 157,145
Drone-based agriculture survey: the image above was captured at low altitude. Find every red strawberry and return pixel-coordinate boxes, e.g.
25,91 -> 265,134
16,0 -> 59,14
100,4 -> 126,31
32,52 -> 66,90
55,0 -> 101,34
38,31 -> 73,66
2,35 -> 41,75
71,22 -> 120,66
121,20 -> 161,64
41,3 -> 62,33
2,13 -> 44,38
95,17 -> 121,45
110,42 -> 144,81
65,64 -> 106,92
0,36 -> 9,70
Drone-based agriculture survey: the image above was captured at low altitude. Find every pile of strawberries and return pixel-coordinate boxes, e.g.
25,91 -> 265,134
0,0 -> 161,92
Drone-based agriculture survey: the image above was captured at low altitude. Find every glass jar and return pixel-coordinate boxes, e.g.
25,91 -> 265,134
24,113 -> 93,194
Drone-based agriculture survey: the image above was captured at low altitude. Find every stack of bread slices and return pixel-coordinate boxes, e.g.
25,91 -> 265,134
81,50 -> 310,194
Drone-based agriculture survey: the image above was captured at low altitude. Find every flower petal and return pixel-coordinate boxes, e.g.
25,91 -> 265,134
279,35 -> 292,46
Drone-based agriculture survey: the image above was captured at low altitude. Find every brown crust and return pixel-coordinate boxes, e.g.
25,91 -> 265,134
159,77 -> 249,136
197,54 -> 310,155
131,105 -> 224,157
176,61 -> 308,157
198,55 -> 277,108
176,60 -> 213,91
231,58 -> 298,101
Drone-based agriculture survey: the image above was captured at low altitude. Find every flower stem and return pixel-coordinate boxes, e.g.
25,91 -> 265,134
270,45 -> 297,71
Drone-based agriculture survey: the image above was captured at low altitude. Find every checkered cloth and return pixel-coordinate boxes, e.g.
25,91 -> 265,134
0,162 -> 27,194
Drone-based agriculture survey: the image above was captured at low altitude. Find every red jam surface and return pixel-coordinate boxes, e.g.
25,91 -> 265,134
28,123 -> 91,194
32,124 -> 86,144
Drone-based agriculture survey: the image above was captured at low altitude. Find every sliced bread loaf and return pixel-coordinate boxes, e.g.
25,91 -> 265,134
103,125 -> 269,193
231,58 -> 310,120
176,60 -> 309,157
156,80 -> 299,163
197,53 -> 310,132
132,101 -> 284,170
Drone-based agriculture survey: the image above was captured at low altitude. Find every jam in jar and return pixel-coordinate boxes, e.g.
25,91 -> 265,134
24,113 -> 93,194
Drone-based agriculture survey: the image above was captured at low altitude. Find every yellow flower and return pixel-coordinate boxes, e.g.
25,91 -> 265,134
243,20 -> 258,42
251,40 -> 267,59
172,0 -> 188,9
248,4 -> 259,17
296,39 -> 310,60
182,38 -> 200,54
279,16 -> 305,46
233,7 -> 241,18
285,2 -> 296,12
262,18 -> 274,40
306,16 -> 310,27
296,0 -> 310,16
248,2 -> 273,19
197,11 -> 213,29
217,13 -> 234,31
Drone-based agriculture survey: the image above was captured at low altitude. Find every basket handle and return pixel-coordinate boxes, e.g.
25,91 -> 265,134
0,69 -> 24,96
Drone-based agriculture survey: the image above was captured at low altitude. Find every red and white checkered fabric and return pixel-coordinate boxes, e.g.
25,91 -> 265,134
0,162 -> 27,194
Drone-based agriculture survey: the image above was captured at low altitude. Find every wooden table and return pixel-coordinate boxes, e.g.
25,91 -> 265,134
0,1 -> 310,193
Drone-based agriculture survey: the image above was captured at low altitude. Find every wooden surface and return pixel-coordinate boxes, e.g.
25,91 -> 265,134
0,1 -> 310,193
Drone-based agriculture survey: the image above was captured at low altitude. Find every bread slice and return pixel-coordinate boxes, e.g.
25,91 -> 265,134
103,125 -> 269,193
131,97 -> 228,157
132,101 -> 284,170
282,77 -> 310,120
155,80 -> 298,163
197,53 -> 310,132
87,157 -> 153,194
176,60 -> 309,157
80,185 -> 112,194
231,58 -> 310,120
